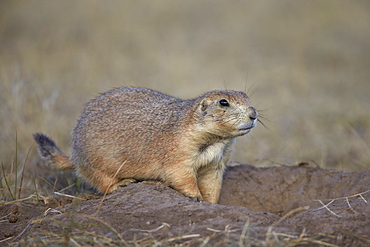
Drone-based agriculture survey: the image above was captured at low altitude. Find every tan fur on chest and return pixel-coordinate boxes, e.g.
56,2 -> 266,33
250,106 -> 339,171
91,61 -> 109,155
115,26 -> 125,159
192,139 -> 234,170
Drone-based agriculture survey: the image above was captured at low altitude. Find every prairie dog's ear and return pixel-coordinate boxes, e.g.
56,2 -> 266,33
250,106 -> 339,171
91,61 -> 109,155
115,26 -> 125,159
199,98 -> 210,112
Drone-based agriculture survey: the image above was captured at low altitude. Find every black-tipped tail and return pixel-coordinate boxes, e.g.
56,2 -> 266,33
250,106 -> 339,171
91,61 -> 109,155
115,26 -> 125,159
33,133 -> 73,170
33,133 -> 64,159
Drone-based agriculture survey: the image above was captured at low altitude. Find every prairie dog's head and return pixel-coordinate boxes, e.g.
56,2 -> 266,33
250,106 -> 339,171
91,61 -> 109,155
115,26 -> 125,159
195,90 -> 258,138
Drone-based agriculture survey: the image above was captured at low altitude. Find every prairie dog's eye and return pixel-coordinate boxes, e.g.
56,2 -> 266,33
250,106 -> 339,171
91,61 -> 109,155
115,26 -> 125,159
219,99 -> 229,106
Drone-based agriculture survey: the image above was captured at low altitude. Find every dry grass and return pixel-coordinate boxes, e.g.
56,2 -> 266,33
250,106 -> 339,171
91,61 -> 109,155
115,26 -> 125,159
13,210 -> 339,247
1,1 -> 369,174
1,0 -> 369,199
0,2 -> 370,245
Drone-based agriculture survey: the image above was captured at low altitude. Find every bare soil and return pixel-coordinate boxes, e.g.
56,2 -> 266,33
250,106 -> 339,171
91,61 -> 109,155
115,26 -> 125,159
1,164 -> 370,246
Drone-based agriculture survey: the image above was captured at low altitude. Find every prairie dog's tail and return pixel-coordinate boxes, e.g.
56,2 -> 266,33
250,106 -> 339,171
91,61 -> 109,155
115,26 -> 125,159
33,133 -> 73,170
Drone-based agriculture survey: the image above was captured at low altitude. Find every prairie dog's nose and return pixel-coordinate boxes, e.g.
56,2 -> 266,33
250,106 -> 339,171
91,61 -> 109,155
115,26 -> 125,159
247,106 -> 258,121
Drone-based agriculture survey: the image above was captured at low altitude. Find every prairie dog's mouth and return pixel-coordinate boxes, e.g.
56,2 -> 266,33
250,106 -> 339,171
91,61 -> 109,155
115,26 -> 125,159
237,121 -> 257,133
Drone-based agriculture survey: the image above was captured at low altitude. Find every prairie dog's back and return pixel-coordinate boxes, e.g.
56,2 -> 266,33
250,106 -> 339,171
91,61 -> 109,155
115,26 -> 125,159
76,87 -> 188,133
71,87 -> 191,170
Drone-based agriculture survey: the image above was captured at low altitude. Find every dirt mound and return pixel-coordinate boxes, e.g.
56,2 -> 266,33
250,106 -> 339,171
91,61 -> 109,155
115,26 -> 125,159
1,164 -> 370,246
220,163 -> 370,215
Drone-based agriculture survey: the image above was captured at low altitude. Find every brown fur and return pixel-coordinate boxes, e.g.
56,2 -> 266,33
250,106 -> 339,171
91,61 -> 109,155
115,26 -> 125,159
33,87 -> 258,203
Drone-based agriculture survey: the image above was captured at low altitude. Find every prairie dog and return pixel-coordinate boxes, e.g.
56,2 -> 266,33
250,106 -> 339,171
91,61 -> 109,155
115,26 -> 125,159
33,87 -> 258,203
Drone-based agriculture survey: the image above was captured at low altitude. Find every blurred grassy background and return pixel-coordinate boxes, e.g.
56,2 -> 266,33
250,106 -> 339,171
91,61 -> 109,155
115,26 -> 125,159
1,0 -> 369,192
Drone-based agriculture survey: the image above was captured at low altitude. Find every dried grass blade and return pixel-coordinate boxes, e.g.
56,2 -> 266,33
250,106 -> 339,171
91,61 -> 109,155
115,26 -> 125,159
317,200 -> 342,218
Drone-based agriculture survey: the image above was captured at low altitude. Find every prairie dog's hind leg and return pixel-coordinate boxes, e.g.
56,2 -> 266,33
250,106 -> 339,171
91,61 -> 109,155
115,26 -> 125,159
78,167 -> 122,194
117,178 -> 137,187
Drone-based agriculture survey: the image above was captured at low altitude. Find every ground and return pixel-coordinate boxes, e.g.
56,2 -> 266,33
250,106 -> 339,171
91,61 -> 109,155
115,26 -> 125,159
1,163 -> 370,246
